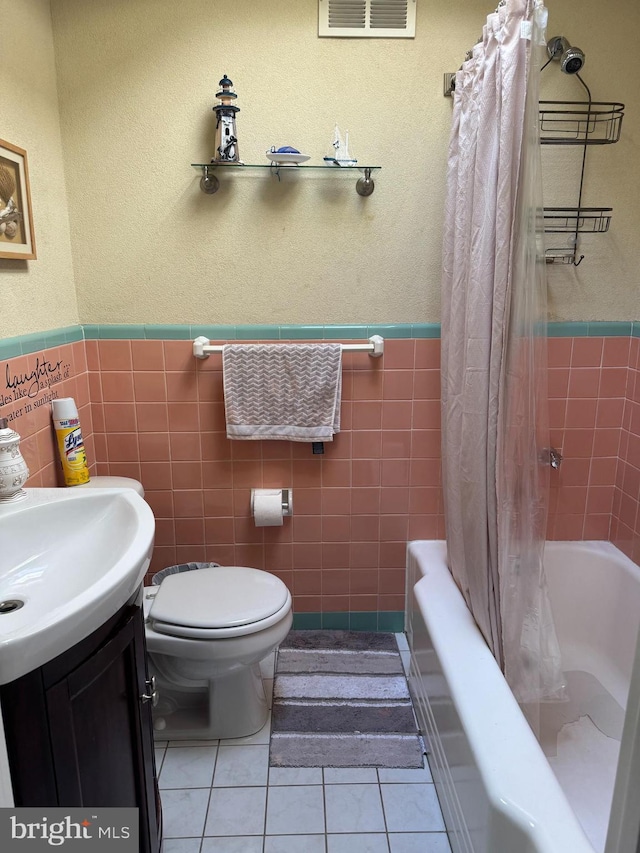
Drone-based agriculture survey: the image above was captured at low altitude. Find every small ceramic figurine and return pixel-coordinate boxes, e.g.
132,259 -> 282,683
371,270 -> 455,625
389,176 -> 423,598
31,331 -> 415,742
212,75 -> 243,164
323,123 -> 357,167
265,146 -> 310,166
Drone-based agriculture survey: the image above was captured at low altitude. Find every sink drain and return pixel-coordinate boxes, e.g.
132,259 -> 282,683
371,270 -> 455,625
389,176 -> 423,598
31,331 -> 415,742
0,599 -> 24,614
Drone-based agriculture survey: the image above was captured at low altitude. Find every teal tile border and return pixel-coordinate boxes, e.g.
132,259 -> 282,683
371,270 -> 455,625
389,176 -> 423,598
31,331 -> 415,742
0,337 -> 24,360
144,325 -> 185,340
366,324 -> 412,339
377,611 -> 406,632
411,323 -> 441,338
347,612 -> 379,631
80,321 -> 640,342
292,613 -> 323,630
281,325 -> 325,340
323,325 -> 368,340
587,322 -> 633,337
320,612 -> 351,630
236,325 -> 280,340
83,324 -> 147,339
0,325 -> 83,359
82,323 -> 419,341
547,322 -> 589,337
547,321 -> 635,337
191,325 -> 237,340
292,611 -> 405,631
3,321 -> 640,357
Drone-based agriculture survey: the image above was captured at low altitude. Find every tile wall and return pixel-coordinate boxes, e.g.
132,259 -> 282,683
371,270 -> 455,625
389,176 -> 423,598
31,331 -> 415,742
1,324 -> 639,624
547,335 -> 631,540
612,334 -> 640,563
84,335 -> 444,626
1,335 -> 90,489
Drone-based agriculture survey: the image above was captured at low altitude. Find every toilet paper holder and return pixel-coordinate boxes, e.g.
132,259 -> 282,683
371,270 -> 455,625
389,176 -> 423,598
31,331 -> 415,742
251,488 -> 293,518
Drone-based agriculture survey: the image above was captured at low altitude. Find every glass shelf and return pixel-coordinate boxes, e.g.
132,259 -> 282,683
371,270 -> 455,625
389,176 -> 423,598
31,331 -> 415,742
191,163 -> 381,195
191,163 -> 381,170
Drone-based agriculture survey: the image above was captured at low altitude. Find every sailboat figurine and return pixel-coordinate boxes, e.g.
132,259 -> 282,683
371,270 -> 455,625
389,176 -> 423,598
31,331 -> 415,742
323,124 -> 357,167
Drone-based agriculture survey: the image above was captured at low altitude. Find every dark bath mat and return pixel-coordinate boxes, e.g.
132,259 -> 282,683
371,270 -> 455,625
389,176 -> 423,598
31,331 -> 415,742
269,630 -> 424,768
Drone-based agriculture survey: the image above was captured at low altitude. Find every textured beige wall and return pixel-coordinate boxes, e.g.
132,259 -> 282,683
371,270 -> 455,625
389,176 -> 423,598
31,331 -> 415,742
4,1 -> 637,333
49,0 -> 488,325
0,0 -> 78,339
52,0 -> 638,325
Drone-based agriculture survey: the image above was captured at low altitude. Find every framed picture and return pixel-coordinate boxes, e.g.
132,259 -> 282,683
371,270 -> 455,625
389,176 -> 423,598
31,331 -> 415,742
0,139 -> 36,260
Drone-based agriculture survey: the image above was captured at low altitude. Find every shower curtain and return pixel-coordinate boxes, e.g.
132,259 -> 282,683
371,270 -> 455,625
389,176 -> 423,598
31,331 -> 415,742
441,0 -> 565,709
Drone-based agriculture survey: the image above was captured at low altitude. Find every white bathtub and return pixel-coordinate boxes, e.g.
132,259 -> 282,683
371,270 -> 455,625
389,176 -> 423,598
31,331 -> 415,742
405,540 -> 640,853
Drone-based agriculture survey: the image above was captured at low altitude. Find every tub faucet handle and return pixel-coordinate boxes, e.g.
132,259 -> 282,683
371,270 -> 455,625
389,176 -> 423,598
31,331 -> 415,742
540,447 -> 563,469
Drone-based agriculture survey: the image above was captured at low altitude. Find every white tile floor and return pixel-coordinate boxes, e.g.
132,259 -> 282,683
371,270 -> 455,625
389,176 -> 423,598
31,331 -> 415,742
156,634 -> 451,853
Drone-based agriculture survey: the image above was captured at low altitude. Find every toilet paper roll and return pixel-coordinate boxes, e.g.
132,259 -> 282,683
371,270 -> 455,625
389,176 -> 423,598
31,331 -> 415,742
252,489 -> 284,527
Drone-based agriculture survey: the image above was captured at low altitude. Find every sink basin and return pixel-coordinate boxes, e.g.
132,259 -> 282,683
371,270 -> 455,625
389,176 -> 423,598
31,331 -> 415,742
0,488 -> 155,684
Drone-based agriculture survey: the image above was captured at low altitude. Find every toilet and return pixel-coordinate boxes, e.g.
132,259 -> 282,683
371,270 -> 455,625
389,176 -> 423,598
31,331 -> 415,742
144,566 -> 292,739
81,475 -> 293,740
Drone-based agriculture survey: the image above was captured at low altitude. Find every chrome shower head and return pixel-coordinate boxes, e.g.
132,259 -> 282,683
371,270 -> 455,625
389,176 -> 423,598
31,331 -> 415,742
547,36 -> 586,74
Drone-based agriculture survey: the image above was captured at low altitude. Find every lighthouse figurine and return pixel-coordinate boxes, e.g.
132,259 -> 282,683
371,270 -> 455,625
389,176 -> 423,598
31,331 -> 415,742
212,74 -> 243,164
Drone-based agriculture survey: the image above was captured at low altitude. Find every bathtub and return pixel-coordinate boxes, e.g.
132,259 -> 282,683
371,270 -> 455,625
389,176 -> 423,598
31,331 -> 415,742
405,540 -> 640,853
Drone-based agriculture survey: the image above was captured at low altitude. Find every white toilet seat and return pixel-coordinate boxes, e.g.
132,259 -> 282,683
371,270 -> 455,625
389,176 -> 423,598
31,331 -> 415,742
148,565 -> 292,640
150,596 -> 292,640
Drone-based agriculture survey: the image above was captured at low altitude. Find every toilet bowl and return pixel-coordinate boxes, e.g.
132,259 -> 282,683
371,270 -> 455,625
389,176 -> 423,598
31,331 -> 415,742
144,566 -> 292,740
81,476 -> 293,740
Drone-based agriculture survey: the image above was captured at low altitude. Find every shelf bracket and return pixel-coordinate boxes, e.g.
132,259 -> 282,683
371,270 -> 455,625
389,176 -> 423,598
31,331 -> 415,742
356,168 -> 375,196
200,166 -> 220,195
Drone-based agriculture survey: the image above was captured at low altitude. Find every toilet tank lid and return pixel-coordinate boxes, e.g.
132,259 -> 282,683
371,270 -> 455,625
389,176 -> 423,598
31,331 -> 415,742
77,476 -> 144,497
149,566 -> 290,629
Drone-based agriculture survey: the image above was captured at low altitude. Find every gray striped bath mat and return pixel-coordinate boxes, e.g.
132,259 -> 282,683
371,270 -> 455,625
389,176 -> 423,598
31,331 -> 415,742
269,630 -> 424,768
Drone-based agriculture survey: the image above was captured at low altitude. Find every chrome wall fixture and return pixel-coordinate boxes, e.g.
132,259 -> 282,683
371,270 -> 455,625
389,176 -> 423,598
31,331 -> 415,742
540,36 -> 624,265
545,36 -> 585,75
443,34 -> 625,266
540,447 -> 563,470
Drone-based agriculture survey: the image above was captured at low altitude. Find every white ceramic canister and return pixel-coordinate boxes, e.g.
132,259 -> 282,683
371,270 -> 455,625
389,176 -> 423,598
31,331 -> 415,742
0,417 -> 29,501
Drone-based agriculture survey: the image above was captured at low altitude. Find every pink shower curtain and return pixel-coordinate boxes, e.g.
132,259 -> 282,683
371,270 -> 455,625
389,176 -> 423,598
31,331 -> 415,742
441,0 -> 565,708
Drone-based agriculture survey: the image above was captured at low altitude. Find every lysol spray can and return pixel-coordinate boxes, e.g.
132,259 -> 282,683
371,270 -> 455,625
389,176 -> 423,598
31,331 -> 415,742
51,397 -> 90,486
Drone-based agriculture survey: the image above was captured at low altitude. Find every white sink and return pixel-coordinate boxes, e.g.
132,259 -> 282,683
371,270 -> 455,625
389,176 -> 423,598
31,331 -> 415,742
0,488 -> 155,684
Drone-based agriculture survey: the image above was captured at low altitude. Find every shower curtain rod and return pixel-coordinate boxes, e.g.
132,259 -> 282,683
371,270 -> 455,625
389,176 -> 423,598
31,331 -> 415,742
444,0 -> 516,96
457,0 -> 507,70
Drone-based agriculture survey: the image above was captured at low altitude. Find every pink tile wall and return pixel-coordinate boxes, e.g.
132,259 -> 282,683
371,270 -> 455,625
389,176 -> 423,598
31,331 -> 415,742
546,336 -> 631,541
612,336 -> 640,563
0,342 -> 93,486
2,331 -> 638,619
86,338 -> 445,615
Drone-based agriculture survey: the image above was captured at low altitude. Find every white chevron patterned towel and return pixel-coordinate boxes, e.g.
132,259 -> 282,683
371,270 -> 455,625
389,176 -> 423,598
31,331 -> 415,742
222,343 -> 342,441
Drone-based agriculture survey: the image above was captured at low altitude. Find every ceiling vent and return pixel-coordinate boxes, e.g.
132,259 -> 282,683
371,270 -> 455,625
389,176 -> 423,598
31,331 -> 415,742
319,0 -> 416,38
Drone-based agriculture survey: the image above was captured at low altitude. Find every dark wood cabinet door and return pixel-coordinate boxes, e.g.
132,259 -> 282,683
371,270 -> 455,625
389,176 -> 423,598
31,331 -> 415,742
1,603 -> 161,853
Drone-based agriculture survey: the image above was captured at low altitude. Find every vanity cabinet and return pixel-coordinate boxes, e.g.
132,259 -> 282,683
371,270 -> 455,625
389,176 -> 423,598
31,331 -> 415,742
0,596 -> 161,853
